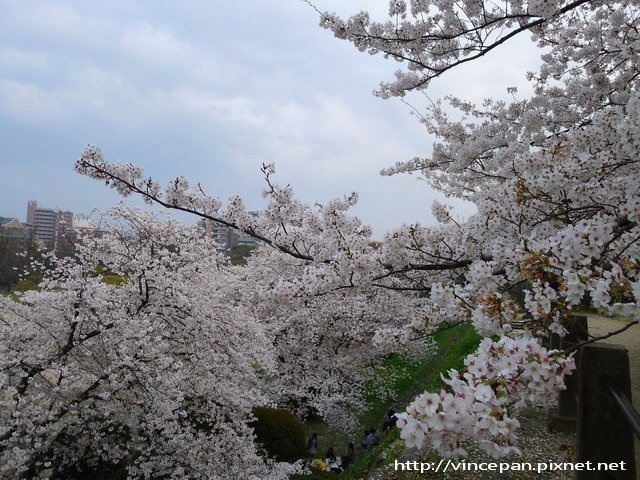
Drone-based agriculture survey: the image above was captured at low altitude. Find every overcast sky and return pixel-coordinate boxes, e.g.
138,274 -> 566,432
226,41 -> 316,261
0,1 -> 541,237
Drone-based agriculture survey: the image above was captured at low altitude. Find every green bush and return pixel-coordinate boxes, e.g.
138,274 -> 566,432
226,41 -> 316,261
251,407 -> 307,463
229,244 -> 257,266
13,274 -> 43,292
102,274 -> 127,286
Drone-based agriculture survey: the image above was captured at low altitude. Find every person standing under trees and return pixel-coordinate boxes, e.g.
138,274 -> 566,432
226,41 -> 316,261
307,432 -> 318,460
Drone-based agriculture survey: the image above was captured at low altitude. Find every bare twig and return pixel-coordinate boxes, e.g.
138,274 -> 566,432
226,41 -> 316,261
565,320 -> 639,354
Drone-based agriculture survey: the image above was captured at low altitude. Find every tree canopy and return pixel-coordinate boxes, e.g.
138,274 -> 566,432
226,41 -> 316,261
2,0 -> 640,476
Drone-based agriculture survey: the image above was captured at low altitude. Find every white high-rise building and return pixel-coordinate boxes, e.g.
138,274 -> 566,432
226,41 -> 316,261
26,201 -> 73,250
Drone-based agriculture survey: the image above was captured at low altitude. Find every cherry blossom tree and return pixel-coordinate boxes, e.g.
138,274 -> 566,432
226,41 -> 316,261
70,0 -> 640,461
0,206 -> 424,478
238,247 -> 434,428
0,207 -> 298,479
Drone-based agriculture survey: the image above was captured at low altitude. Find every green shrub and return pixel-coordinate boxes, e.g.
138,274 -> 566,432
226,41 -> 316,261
229,244 -> 257,266
251,407 -> 307,463
102,274 -> 127,286
13,274 -> 43,292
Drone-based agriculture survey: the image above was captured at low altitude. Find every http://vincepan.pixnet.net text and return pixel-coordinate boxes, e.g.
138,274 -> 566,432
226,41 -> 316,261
394,459 -> 628,474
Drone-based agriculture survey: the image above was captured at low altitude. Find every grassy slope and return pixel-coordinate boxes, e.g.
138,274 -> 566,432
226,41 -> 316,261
293,323 -> 481,479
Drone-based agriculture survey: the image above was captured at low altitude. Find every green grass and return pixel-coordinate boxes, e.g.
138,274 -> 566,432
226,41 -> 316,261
291,322 -> 482,479
2,290 -> 22,303
423,324 -> 482,392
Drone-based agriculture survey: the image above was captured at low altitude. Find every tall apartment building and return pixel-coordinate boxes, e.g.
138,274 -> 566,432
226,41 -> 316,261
26,201 -> 73,250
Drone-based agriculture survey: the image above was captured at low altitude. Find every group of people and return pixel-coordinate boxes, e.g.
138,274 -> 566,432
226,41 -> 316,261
359,410 -> 399,451
306,410 -> 399,474
307,433 -> 355,474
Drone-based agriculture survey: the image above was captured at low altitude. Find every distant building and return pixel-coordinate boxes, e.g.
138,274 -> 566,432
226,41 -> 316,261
204,221 -> 237,248
0,217 -> 23,229
234,228 -> 260,246
0,217 -> 32,240
26,201 -> 73,250
199,212 -> 260,250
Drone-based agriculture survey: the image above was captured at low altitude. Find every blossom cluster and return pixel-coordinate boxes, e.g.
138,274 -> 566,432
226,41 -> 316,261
397,335 -> 575,458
